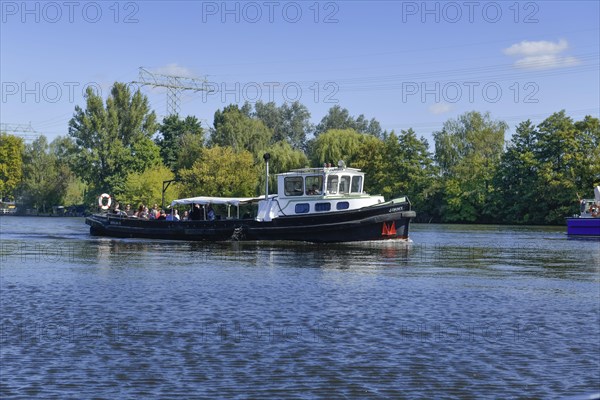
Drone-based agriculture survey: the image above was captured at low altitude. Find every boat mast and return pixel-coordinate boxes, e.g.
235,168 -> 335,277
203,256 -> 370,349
263,153 -> 270,200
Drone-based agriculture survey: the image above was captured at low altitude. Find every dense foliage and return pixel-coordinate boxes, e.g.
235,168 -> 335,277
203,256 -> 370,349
67,83 -> 160,199
0,132 -> 24,201
493,112 -> 600,224
156,114 -> 204,172
433,112 -> 507,222
179,146 -> 258,198
2,81 -> 598,223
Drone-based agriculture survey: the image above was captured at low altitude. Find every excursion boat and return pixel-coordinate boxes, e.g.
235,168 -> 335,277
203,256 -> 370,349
566,186 -> 600,237
86,158 -> 416,243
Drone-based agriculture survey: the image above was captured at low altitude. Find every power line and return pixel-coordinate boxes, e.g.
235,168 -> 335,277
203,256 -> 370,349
0,122 -> 41,142
132,67 -> 214,116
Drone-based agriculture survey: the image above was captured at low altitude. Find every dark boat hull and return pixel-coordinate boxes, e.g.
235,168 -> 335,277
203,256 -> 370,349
566,217 -> 600,236
86,202 -> 416,243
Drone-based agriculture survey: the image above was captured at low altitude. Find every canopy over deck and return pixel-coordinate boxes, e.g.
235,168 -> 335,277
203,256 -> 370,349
170,195 -> 273,207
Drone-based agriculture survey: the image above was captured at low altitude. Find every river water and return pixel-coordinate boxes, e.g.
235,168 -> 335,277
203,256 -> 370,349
1,217 -> 599,399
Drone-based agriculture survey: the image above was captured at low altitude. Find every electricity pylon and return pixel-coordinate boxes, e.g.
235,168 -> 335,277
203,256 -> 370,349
132,67 -> 213,116
0,123 -> 40,142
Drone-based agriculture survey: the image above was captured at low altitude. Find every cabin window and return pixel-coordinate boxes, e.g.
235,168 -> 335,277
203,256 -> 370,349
284,177 -> 304,196
351,176 -> 363,193
315,202 -> 331,212
340,176 -> 351,194
336,201 -> 349,210
305,175 -> 323,195
326,175 -> 338,194
295,203 -> 310,213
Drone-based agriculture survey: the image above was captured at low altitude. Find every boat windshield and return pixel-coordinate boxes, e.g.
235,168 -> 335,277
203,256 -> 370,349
351,176 -> 363,193
284,176 -> 304,196
305,175 -> 323,195
339,175 -> 351,194
326,175 -> 339,194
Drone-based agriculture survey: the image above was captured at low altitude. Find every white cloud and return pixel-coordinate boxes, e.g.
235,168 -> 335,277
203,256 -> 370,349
504,39 -> 579,70
153,63 -> 195,78
503,39 -> 568,56
429,103 -> 452,115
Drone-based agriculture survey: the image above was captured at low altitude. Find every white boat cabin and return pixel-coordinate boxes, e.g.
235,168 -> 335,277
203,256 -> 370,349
256,163 -> 384,221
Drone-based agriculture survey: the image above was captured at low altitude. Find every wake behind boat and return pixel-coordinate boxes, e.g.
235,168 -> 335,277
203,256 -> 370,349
86,158 -> 416,243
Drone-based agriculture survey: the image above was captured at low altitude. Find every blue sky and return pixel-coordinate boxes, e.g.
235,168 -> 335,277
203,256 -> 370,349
1,0 -> 598,146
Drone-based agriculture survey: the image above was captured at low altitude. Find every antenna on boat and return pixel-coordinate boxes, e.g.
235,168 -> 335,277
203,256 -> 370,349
263,153 -> 271,200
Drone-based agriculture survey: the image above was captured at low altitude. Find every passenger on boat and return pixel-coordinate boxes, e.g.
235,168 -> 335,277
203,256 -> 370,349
307,185 -> 321,195
157,210 -> 167,220
137,206 -> 149,220
181,210 -> 189,221
166,209 -> 180,221
125,204 -> 133,216
189,204 -> 203,221
149,204 -> 160,220
207,204 -> 216,221
112,202 -> 127,216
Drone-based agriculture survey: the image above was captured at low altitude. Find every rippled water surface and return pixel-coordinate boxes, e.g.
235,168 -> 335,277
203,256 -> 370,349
1,217 -> 599,398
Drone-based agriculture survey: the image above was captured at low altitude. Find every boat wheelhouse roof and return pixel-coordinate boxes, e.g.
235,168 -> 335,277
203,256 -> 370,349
277,166 -> 363,177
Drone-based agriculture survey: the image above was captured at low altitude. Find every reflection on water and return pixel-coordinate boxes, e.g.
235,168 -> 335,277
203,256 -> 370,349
1,217 -> 599,398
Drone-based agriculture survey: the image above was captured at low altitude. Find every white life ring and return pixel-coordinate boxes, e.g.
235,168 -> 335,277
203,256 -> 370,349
98,193 -> 112,210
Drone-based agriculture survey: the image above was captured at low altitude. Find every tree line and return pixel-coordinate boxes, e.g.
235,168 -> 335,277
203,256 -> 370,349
1,82 -> 598,224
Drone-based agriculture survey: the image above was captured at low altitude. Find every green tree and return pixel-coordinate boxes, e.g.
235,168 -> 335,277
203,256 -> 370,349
117,165 -> 179,208
315,105 -> 384,138
348,135 -> 387,194
538,113 -> 600,192
388,129 -> 437,213
351,129 -> 437,214
253,101 -> 282,139
210,105 -> 272,157
264,141 -> 308,173
492,120 -> 539,223
433,111 -> 507,222
68,82 -> 160,197
573,115 -> 600,190
0,132 -> 24,201
535,112 -> 600,223
315,105 -> 353,136
309,128 -> 366,166
62,176 -> 87,207
20,136 -> 72,212
50,135 -> 86,206
494,112 -> 600,224
174,131 -> 206,173
179,146 -> 258,197
355,114 -> 384,138
156,114 -> 204,171
254,101 -> 312,149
